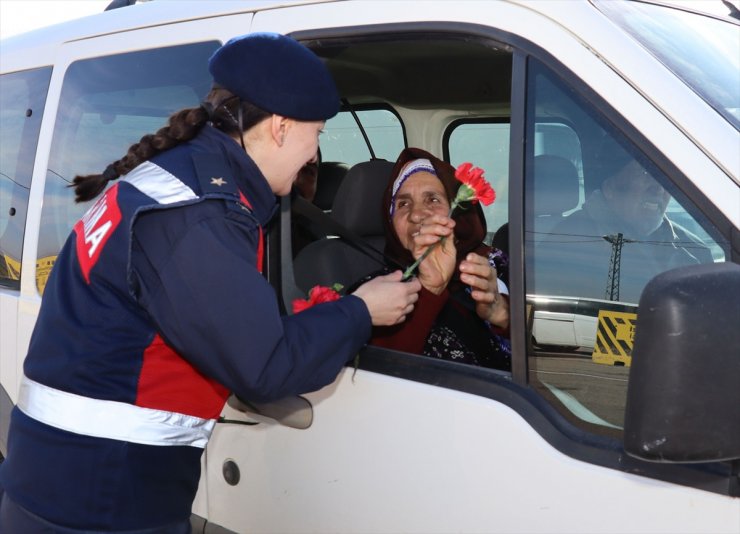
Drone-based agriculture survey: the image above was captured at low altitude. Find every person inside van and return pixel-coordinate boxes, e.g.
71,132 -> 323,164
540,135 -> 713,302
0,33 -> 422,533
291,149 -> 323,255
293,149 -> 320,203
370,147 -> 511,371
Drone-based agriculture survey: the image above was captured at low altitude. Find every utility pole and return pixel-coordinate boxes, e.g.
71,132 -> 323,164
603,233 -> 634,301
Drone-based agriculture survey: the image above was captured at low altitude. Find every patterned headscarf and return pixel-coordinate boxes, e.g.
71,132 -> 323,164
389,159 -> 437,217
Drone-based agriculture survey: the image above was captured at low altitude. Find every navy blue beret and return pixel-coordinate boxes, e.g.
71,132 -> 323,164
208,32 -> 340,121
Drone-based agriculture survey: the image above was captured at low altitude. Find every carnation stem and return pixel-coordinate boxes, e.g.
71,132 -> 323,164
401,238 -> 444,280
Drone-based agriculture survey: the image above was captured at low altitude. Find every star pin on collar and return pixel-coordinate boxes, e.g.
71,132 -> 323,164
211,177 -> 227,187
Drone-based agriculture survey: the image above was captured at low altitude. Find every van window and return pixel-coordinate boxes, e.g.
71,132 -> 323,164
524,59 -> 730,437
320,107 -> 405,166
446,120 -> 510,242
37,42 -> 218,294
290,34 -> 516,371
445,119 -> 581,247
0,67 -> 52,288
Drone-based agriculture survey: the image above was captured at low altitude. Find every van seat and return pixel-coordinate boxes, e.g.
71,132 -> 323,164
294,159 -> 393,292
314,161 -> 350,211
531,155 -> 580,242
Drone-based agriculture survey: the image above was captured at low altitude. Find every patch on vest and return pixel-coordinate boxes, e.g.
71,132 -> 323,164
74,184 -> 122,283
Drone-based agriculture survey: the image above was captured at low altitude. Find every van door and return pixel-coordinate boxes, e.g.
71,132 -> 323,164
200,3 -> 738,533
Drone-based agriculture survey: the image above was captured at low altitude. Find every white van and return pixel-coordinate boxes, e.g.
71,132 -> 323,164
1,1 -> 738,532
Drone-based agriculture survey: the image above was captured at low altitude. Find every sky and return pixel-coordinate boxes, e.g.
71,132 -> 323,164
0,0 -> 111,40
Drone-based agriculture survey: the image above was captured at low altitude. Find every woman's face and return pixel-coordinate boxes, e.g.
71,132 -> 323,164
391,171 -> 450,251
269,120 -> 323,196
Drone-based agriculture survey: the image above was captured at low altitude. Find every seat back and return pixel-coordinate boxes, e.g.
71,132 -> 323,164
314,161 -> 349,211
530,154 -> 580,242
294,160 -> 393,292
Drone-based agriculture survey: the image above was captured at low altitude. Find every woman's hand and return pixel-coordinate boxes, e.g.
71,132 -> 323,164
410,214 -> 456,295
459,253 -> 509,329
352,270 -> 422,325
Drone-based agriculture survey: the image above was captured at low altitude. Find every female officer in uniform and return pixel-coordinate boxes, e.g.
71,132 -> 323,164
0,33 -> 421,533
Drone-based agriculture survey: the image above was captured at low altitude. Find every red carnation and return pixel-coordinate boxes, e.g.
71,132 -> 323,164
454,162 -> 496,206
292,284 -> 343,313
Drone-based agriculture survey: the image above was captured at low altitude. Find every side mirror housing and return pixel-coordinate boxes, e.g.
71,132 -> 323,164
624,262 -> 740,463
227,395 -> 313,430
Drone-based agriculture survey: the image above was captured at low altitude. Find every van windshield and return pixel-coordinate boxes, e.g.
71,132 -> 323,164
597,0 -> 740,131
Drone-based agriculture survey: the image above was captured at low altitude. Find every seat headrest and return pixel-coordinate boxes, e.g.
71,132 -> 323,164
532,155 -> 580,216
314,161 -> 350,211
331,160 -> 393,237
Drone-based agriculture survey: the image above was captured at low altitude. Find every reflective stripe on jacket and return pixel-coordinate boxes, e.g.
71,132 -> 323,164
18,375 -> 215,448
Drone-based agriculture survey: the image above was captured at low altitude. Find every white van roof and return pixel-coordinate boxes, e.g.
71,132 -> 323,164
0,0 -> 325,70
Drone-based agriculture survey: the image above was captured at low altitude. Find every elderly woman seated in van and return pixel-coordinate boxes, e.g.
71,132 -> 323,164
370,148 -> 511,371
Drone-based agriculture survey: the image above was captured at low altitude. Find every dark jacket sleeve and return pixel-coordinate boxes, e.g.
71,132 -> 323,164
370,286 -> 448,354
129,199 -> 371,402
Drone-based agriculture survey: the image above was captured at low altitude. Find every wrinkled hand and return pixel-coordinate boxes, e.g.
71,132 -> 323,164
352,270 -> 422,325
459,253 -> 509,328
411,214 -> 456,295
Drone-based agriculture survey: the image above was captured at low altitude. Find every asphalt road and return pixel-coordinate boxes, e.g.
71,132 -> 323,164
529,353 -> 630,430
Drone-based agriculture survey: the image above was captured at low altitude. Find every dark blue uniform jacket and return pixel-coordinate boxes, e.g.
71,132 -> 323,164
0,126 -> 370,530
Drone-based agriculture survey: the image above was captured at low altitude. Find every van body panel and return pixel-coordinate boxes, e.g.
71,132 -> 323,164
0,296 -> 18,424
0,1 -> 317,71
204,369 -> 740,533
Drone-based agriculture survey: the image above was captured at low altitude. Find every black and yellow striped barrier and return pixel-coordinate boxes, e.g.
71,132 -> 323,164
592,309 -> 637,366
1,254 -> 57,295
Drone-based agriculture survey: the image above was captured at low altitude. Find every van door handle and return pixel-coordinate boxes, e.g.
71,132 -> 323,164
226,394 -> 313,429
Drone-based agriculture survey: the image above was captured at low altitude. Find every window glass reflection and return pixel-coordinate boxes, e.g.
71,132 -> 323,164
0,67 -> 52,288
38,43 -> 218,294
525,59 -> 729,436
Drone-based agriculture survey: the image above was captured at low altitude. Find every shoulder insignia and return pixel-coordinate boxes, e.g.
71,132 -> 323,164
191,153 -> 239,196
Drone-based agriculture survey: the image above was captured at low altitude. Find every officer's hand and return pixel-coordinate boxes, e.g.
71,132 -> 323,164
352,270 -> 421,325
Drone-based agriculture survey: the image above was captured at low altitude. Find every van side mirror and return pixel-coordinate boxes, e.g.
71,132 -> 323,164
624,262 -> 740,463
